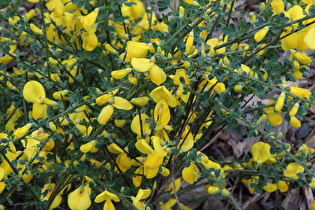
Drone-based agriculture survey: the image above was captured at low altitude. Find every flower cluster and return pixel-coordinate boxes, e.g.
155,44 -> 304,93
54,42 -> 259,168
0,0 -> 315,209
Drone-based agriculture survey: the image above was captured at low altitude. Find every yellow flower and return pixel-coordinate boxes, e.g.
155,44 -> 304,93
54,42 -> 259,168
276,181 -> 289,192
131,58 -> 155,72
271,0 -> 284,14
250,142 -> 273,165
116,152 -> 132,172
67,185 -> 92,210
182,162 -> 199,184
159,199 -> 177,210
126,41 -> 149,58
53,90 -> 69,101
262,182 -> 277,192
41,183 -> 62,210
46,0 -> 64,18
289,103 -> 299,116
95,190 -> 120,210
275,92 -> 285,112
178,125 -> 194,152
82,28 -> 98,51
32,102 -> 47,120
130,97 -> 149,107
23,80 -> 46,103
121,0 -> 145,19
111,68 -> 132,79
95,90 -> 118,105
283,162 -> 304,180
135,136 -> 167,177
304,27 -> 315,50
80,140 -> 98,153
172,69 -> 190,85
289,86 -> 312,99
254,26 -> 269,42
30,23 -> 43,35
150,86 -> 177,108
13,123 -> 32,139
132,189 -> 151,209
80,8 -> 99,29
149,64 -> 167,85
206,38 -> 226,55
133,167 -> 144,187
264,100 -> 283,126
289,116 -> 301,128
185,31 -> 195,55
197,152 -> 221,169
131,113 -> 152,136
242,176 -> 259,194
205,185 -> 220,194
290,50 -> 312,65
98,97 -> 132,125
98,105 -> 114,125
182,0 -> 200,6
112,96 -> 133,110
165,178 -> 182,194
108,143 -> 124,154
114,119 -> 126,127
105,43 -> 118,54
309,178 -> 315,189
154,99 -> 170,130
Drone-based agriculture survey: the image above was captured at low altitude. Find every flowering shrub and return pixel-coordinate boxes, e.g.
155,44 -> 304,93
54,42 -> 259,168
0,0 -> 315,209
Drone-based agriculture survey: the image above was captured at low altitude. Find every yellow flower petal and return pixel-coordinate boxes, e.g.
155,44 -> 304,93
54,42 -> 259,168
149,65 -> 166,85
23,80 -> 46,103
271,0 -> 284,14
290,116 -> 301,128
46,0 -> 64,17
32,103 -> 47,120
13,123 -> 32,139
111,68 -> 132,79
82,30 -> 98,51
275,92 -> 285,112
304,28 -> 315,50
266,113 -> 283,126
154,100 -> 170,128
149,86 -> 177,107
80,8 -> 99,29
67,186 -> 91,210
121,0 -> 145,19
113,97 -> 133,110
262,183 -> 277,192
289,86 -> 312,99
254,26 -> 269,42
283,162 -> 304,179
144,153 -> 164,169
30,23 -> 43,35
250,142 -> 272,165
98,105 -> 114,124
108,143 -> 124,154
103,199 -> 115,210
152,136 -> 167,157
131,114 -> 152,136
116,153 -> 132,172
131,58 -> 154,72
95,190 -> 120,203
133,189 -> 151,206
182,162 -> 199,184
126,41 -> 149,58
135,139 -> 154,154
130,97 -> 149,107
